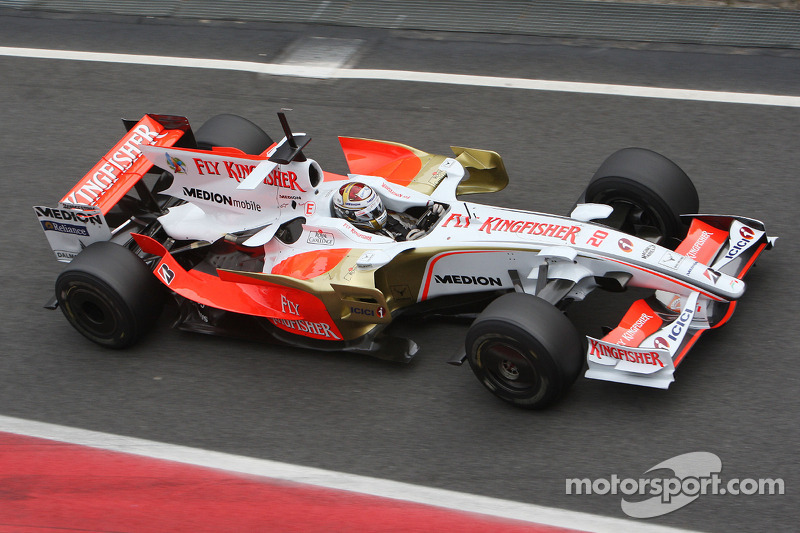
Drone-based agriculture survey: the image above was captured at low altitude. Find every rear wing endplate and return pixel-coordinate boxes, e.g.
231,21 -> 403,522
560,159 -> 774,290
33,202 -> 111,262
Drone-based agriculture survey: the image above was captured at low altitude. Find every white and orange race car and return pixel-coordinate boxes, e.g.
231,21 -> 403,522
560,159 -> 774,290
34,112 -> 776,409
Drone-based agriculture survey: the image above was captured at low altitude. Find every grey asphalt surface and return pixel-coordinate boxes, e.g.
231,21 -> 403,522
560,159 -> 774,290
1,9 -> 799,533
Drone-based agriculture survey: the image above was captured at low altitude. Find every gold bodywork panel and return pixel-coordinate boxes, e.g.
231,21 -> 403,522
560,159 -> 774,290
219,248 -> 386,341
340,136 -> 509,197
450,146 -> 509,195
405,145 -> 509,196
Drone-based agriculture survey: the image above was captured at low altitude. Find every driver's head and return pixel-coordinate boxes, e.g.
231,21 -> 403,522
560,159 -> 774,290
332,182 -> 387,231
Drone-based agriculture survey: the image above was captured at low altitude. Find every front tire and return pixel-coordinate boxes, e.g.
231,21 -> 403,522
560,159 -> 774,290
584,148 -> 699,246
466,293 -> 583,409
55,242 -> 165,348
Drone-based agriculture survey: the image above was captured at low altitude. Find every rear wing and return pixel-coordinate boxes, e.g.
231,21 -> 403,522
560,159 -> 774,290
34,114 -> 191,261
60,114 -> 191,215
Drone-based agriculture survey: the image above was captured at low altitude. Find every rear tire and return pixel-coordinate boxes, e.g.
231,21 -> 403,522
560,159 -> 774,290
585,148 -> 699,245
195,114 -> 274,155
55,242 -> 165,349
466,293 -> 583,409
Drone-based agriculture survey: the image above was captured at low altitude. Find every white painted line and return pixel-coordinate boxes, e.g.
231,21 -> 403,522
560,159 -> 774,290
1,46 -> 799,108
0,414 -> 701,533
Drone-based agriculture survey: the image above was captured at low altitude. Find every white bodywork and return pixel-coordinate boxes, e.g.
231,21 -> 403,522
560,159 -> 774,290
138,140 -> 764,389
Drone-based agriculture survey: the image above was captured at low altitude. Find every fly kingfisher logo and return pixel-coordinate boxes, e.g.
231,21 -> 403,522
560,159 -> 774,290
566,452 -> 784,518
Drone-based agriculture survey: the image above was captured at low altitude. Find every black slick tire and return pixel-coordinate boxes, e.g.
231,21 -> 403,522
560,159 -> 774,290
466,293 -> 584,409
585,148 -> 699,245
194,114 -> 274,155
55,242 -> 165,349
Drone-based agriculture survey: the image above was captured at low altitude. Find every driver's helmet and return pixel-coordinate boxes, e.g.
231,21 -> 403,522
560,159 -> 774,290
332,182 -> 387,231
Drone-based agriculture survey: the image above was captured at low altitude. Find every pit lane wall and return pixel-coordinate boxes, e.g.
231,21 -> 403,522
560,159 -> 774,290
1,0 -> 799,49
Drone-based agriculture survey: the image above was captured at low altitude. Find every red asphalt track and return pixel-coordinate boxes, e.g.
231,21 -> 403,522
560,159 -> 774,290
0,432 -> 581,533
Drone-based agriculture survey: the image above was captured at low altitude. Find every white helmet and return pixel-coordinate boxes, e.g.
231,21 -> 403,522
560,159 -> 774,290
332,182 -> 387,231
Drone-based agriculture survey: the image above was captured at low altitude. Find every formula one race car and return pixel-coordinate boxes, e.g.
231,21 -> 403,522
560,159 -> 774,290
34,112 -> 776,409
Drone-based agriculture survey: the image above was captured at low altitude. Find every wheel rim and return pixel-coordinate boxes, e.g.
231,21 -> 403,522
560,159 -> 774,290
478,339 -> 543,396
605,195 -> 667,235
63,284 -> 120,339
499,359 -> 520,380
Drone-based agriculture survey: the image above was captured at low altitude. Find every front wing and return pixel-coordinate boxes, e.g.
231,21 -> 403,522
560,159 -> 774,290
584,215 -> 775,388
